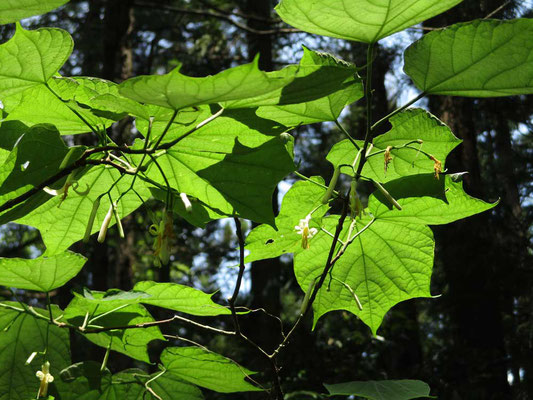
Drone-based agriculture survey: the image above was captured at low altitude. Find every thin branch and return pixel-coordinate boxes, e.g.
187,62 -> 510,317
133,1 -> 300,35
228,217 -> 246,335
370,91 -> 426,133
271,203 -> 349,357
0,109 -> 224,214
335,119 -> 360,150
484,0 -> 512,19
0,302 -> 234,335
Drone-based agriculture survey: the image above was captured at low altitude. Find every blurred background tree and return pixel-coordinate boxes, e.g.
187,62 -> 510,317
1,1 -> 531,399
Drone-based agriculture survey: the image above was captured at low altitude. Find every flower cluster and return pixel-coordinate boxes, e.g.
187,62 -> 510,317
295,214 -> 318,249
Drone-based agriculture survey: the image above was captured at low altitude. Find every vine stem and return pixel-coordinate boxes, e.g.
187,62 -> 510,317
0,108 -> 224,214
0,302 -> 234,335
272,43 -> 378,359
229,217 -> 284,399
370,91 -> 426,133
355,44 -> 376,179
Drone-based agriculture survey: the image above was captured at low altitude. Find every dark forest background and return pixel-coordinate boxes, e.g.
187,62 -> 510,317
1,1 -> 532,399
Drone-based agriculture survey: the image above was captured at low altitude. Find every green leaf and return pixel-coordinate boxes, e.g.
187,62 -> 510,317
0,0 -> 68,24
54,361 -> 112,400
57,365 -> 204,400
150,187 -> 226,228
294,216 -> 434,335
118,57 -> 296,110
15,165 -> 149,255
161,347 -> 262,393
324,379 -> 433,400
226,48 -> 363,124
256,49 -> 363,125
245,177 -> 327,263
0,125 -> 80,206
0,304 -> 71,400
275,0 -> 462,43
64,292 -> 165,363
0,25 -> 73,97
327,109 -> 461,182
368,174 -> 497,224
145,109 -> 295,225
134,106 -> 212,146
2,78 -> 118,135
0,251 -> 86,291
133,281 -> 230,317
404,19 -> 533,97
148,371 -> 204,400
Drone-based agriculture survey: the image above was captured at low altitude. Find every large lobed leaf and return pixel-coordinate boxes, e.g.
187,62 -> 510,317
368,173 -> 497,225
0,0 -> 68,24
64,292 -> 165,363
228,47 -> 363,125
245,177 -> 327,263
160,346 -> 262,393
0,125 -> 77,206
133,281 -> 230,316
144,109 -> 295,225
327,109 -> 461,182
404,19 -> 533,97
0,24 -> 73,98
276,0 -> 462,43
118,56 -> 296,110
0,251 -> 86,291
0,304 -> 71,400
56,363 -> 204,400
324,379 -> 433,400
295,216 -> 435,335
13,165 -> 150,255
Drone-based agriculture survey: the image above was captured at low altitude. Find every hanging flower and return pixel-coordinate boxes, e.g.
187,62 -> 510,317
43,172 -> 89,205
295,214 -> 318,249
35,361 -> 54,398
430,155 -> 442,179
384,146 -> 393,175
150,209 -> 174,267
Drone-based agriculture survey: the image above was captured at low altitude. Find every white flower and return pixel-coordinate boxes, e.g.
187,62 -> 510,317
36,361 -> 54,398
295,214 -> 318,249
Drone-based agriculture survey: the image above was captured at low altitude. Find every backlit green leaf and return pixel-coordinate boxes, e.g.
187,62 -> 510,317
161,347 -> 262,393
404,19 -> 533,97
275,0 -> 462,43
0,251 -> 86,291
368,174 -> 497,224
144,109 -> 295,225
118,57 -> 296,110
2,78 -> 119,135
0,0 -> 68,24
148,371 -> 204,400
256,49 -> 363,125
294,216 -> 434,335
0,25 -> 73,97
327,109 -> 461,182
64,292 -> 165,363
0,125 -> 79,206
324,379 -> 433,400
226,48 -> 363,124
245,177 -> 327,263
0,304 -> 70,400
15,165 -> 150,255
133,281 -> 230,316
